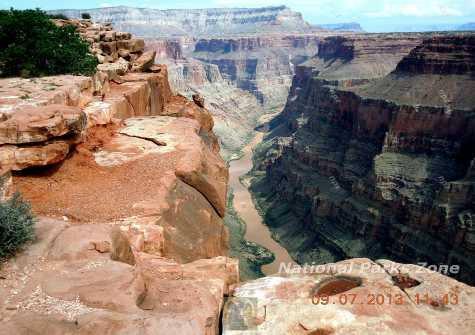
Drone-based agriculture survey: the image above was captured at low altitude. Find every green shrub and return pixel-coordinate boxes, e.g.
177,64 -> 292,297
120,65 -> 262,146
0,8 -> 97,77
0,193 -> 36,259
47,13 -> 69,20
81,12 -> 91,19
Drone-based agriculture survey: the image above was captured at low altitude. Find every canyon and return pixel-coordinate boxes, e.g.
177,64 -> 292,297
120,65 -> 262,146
250,32 -> 475,287
1,7 -> 475,335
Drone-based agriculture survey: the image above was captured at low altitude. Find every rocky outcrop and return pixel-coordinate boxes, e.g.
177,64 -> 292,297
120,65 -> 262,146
0,26 -> 234,333
223,258 -> 475,334
49,6 -> 314,37
394,34 -> 475,75
250,33 -> 475,285
53,19 -> 145,65
0,67 -> 172,172
305,34 -> 422,81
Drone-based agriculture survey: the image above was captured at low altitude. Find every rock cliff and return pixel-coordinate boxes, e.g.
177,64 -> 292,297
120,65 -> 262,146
250,33 -> 475,285
190,34 -> 321,109
0,21 -> 235,334
48,6 -> 314,37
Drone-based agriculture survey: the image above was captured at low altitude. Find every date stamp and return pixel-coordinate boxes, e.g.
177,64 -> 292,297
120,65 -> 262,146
312,292 -> 459,306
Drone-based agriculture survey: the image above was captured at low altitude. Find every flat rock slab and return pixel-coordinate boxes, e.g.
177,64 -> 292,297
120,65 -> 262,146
95,116 -> 227,217
0,104 -> 85,145
0,76 -> 92,116
223,258 -> 475,334
0,218 -> 237,335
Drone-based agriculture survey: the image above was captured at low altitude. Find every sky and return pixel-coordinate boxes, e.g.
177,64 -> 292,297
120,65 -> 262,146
2,0 -> 475,32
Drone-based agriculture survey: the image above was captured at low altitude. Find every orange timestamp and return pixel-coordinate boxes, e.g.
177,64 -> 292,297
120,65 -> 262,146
312,292 -> 459,306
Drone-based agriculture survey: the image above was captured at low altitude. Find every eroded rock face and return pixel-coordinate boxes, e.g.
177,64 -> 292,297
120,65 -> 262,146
191,35 -> 321,108
0,142 -> 70,171
251,33 -> 475,284
222,258 -> 475,334
48,6 -> 314,37
0,70 -> 172,171
131,50 -> 156,72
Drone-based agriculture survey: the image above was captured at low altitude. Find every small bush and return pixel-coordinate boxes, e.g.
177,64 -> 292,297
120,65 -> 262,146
47,13 -> 69,20
0,8 -> 97,77
0,193 -> 36,259
81,12 -> 91,19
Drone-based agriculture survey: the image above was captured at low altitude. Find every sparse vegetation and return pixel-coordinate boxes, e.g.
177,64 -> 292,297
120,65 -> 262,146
47,13 -> 69,20
81,12 -> 91,20
0,8 -> 97,78
224,192 -> 274,280
0,193 -> 36,259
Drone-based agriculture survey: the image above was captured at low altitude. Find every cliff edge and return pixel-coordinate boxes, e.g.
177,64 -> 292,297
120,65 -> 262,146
0,21 -> 236,335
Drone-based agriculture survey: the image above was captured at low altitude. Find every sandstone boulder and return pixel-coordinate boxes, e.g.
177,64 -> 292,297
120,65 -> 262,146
116,32 -> 132,40
110,226 -> 136,266
131,51 -> 156,72
0,142 -> 70,171
0,105 -> 85,144
117,39 -> 145,53
118,49 -> 130,59
99,41 -> 117,55
101,31 -> 116,42
97,57 -> 130,77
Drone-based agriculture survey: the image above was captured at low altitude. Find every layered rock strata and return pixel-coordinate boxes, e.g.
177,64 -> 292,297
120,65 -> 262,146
190,34 -> 321,109
49,6 -> 315,37
250,33 -> 475,284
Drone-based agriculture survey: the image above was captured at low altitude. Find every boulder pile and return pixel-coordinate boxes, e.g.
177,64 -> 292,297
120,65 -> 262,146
53,19 -> 157,76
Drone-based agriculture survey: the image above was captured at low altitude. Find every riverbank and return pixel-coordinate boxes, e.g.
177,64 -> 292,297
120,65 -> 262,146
228,123 -> 296,276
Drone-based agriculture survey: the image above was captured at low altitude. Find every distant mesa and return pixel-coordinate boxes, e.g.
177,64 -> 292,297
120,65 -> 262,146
319,22 -> 364,32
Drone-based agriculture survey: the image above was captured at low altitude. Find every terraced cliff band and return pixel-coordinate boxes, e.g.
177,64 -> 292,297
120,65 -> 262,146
250,32 -> 475,285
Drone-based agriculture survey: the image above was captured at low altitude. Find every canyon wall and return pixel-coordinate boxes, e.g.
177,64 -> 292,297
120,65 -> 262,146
191,34 -> 321,109
250,32 -> 475,285
48,6 -> 314,37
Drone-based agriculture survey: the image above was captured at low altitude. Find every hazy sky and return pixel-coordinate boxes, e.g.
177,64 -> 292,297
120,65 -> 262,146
2,0 -> 475,32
